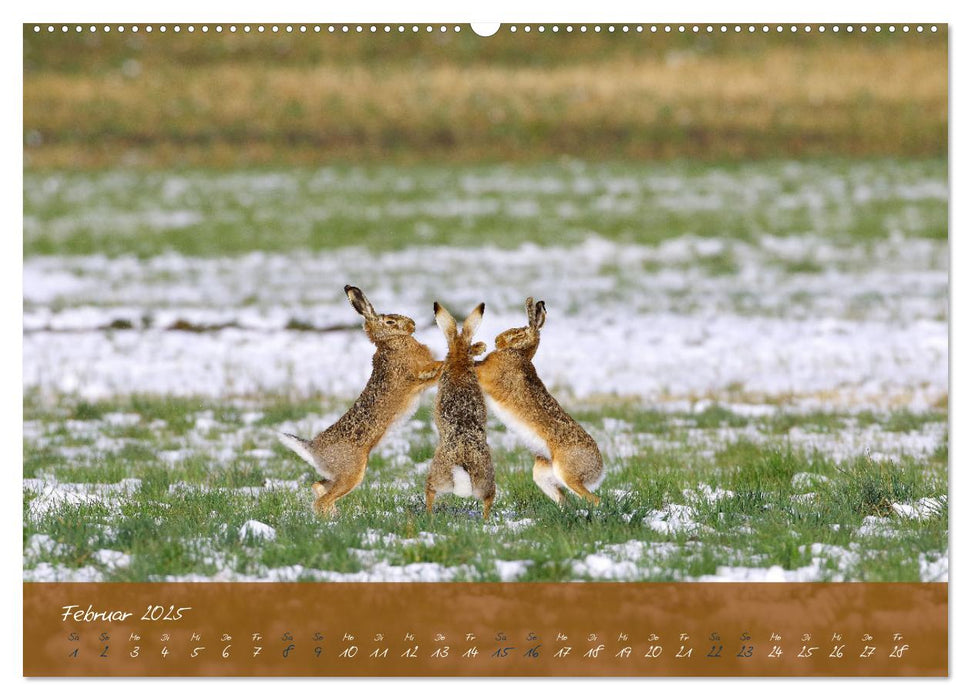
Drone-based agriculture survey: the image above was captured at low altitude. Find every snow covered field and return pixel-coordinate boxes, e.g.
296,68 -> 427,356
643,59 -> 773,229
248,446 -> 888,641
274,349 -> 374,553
22,159 -> 948,583
24,233 -> 946,408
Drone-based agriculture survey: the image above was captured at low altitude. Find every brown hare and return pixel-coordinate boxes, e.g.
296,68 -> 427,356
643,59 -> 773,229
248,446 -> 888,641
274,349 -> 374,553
425,302 -> 496,519
278,285 -> 442,516
475,297 -> 604,505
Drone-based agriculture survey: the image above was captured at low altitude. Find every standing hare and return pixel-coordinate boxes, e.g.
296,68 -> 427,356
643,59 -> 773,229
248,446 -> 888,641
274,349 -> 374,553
425,302 -> 496,519
475,298 -> 604,505
278,285 -> 442,516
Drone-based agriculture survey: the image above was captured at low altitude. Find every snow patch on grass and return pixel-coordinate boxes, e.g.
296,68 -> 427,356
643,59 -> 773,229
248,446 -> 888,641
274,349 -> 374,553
24,534 -> 69,560
158,561 -> 476,583
857,516 -> 897,538
695,543 -> 858,582
642,504 -> 707,536
361,529 -> 439,548
24,478 -> 142,519
24,563 -> 105,582
685,484 -> 735,503
892,497 -> 945,519
92,549 -> 132,570
919,554 -> 948,582
495,560 -> 532,581
239,520 -> 276,541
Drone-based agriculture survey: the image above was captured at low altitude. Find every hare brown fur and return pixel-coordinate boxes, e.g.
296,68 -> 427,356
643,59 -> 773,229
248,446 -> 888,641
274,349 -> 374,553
475,298 -> 604,505
425,302 -> 496,519
278,286 -> 442,516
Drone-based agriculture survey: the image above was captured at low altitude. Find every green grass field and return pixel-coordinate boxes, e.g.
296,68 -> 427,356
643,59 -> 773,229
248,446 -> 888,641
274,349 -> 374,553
23,158 -> 947,258
23,389 -> 948,582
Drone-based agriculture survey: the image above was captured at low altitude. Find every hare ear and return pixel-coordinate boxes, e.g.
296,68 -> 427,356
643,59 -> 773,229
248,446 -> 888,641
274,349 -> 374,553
533,300 -> 546,329
463,303 -> 485,338
524,297 -> 536,326
434,302 -> 457,339
345,285 -> 376,320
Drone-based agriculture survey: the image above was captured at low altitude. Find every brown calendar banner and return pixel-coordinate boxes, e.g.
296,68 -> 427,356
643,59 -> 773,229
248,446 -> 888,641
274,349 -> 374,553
24,582 -> 947,676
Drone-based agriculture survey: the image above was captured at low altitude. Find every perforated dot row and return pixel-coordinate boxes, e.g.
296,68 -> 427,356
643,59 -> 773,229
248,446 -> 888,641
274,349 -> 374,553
31,24 -> 939,35
509,24 -> 936,34
31,24 -> 464,34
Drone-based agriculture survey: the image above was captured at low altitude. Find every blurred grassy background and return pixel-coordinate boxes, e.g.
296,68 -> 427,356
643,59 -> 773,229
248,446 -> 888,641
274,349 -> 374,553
23,26 -> 947,168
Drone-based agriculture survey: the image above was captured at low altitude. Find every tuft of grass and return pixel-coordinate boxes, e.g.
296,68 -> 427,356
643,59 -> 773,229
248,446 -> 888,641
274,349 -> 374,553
72,401 -> 105,421
719,442 -> 809,491
827,456 -> 929,517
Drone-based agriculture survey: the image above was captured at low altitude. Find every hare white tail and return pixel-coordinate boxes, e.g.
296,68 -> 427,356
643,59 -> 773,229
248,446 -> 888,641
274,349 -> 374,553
451,466 -> 474,497
277,432 -> 316,469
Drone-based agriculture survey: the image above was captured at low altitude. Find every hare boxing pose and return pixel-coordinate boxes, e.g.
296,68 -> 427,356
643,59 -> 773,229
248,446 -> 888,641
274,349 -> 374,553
475,298 -> 604,505
278,286 -> 442,516
425,302 -> 496,519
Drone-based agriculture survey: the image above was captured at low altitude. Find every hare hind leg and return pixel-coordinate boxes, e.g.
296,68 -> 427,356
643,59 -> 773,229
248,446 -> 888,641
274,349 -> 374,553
312,459 -> 367,517
479,467 -> 497,520
310,480 -> 336,516
564,479 -> 601,505
482,492 -> 494,520
533,457 -> 565,505
425,453 -> 451,515
552,459 -> 602,506
314,482 -> 358,517
313,491 -> 341,517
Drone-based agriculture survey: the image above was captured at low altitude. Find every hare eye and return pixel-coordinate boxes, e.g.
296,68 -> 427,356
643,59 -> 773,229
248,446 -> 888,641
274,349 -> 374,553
385,319 -> 395,325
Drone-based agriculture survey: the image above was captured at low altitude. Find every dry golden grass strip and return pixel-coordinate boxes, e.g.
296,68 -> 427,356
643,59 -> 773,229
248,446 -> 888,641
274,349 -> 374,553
24,31 -> 947,167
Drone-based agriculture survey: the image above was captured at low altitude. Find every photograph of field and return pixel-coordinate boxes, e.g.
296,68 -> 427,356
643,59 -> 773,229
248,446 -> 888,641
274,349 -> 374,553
23,25 -> 947,583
